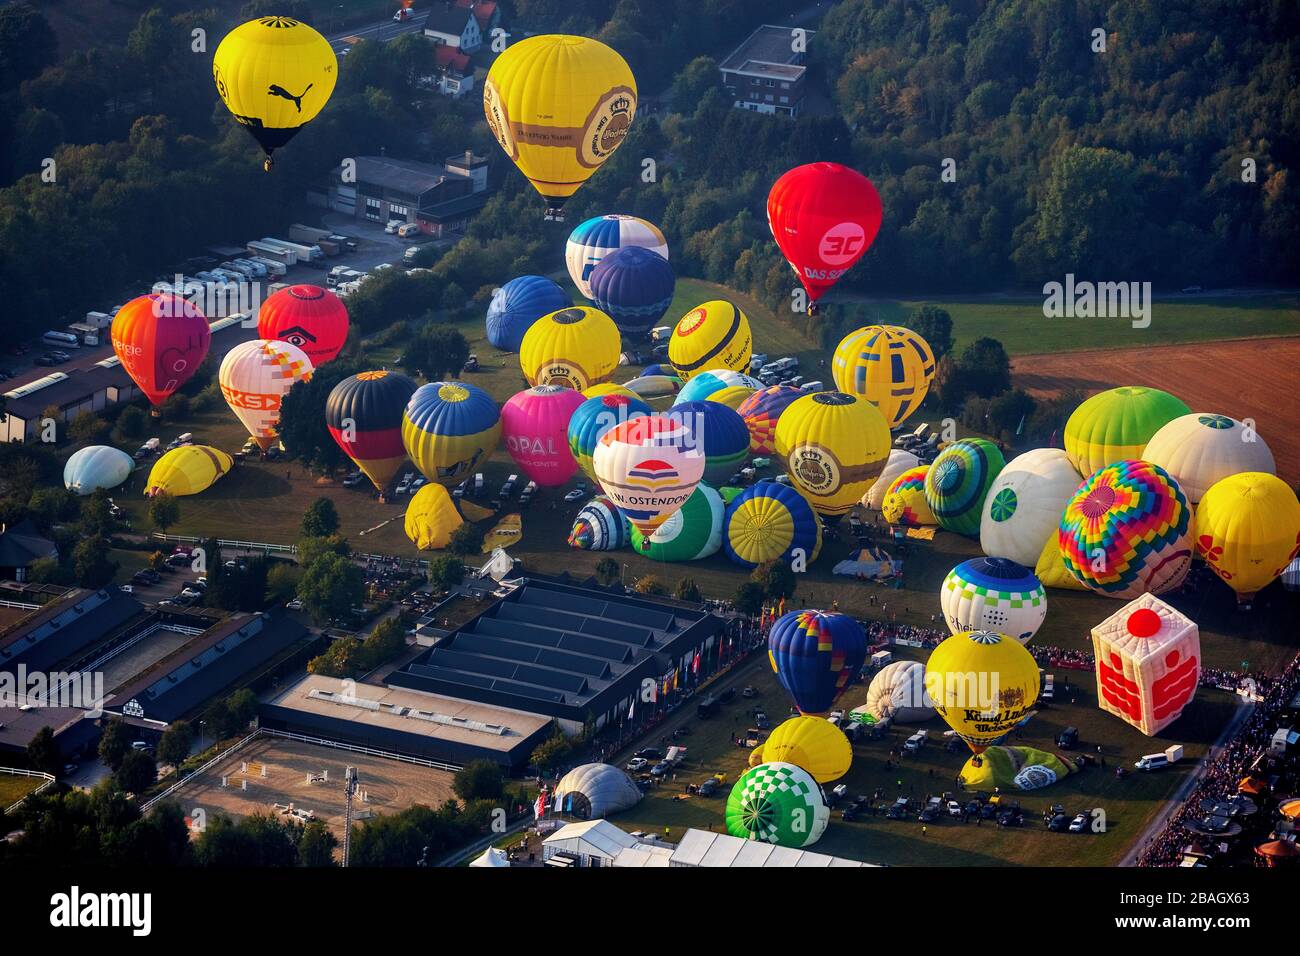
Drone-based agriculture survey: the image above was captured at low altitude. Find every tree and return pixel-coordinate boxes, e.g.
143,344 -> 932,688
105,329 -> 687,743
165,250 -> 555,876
157,721 -> 194,768
954,337 -> 1011,399
733,581 -> 765,617
72,537 -> 117,589
594,558 -> 621,587
530,727 -> 574,774
453,760 -> 505,803
751,560 -> 795,600
302,498 -> 340,538
78,491 -> 116,539
148,493 -> 180,534
674,577 -> 702,603
447,522 -> 484,558
277,362 -> 358,474
297,820 -> 338,867
402,325 -> 469,381
26,726 -> 62,775
296,534 -> 350,567
908,305 -> 955,361
116,405 -> 146,439
114,749 -> 157,795
670,55 -> 720,114
0,3 -> 58,92
68,412 -> 111,444
296,553 -> 365,624
426,555 -> 465,591
634,574 -> 667,596
266,563 -> 300,604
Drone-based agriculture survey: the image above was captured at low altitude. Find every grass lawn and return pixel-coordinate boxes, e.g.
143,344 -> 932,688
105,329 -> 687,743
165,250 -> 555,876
590,650 -> 1234,867
821,294 -> 1300,356
0,774 -> 44,808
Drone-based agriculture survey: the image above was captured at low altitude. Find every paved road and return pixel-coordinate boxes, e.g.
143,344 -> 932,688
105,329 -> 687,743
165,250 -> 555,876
328,10 -> 429,52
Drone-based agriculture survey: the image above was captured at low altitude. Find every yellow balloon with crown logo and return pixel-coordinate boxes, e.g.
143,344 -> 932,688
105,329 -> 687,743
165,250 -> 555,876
483,34 -> 637,220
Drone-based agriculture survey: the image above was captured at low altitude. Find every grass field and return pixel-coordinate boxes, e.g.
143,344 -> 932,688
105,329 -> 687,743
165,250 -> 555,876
822,294 -> 1300,356
585,650 -> 1233,867
0,774 -> 44,808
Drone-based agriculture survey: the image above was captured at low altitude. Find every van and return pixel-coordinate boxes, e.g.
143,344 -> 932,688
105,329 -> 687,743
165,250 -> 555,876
1134,753 -> 1169,771
801,380 -> 825,392
903,730 -> 928,753
696,696 -> 719,719
397,222 -> 422,239
176,433 -> 193,445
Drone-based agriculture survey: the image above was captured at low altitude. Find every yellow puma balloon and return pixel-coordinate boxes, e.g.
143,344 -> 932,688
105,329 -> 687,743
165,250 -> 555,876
484,35 -> 637,220
213,16 -> 338,170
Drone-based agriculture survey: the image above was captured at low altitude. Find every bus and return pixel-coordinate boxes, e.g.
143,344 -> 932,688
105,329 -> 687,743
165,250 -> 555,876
42,331 -> 81,348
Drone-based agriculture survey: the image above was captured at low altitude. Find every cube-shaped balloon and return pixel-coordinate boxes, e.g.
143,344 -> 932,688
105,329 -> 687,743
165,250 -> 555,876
1091,594 -> 1199,736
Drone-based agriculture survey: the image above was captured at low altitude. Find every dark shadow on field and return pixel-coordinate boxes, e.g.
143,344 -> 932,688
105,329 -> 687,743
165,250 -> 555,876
204,462 -> 293,500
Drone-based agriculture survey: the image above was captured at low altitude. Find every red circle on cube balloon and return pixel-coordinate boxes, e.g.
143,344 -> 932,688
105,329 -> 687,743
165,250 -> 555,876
1127,608 -> 1161,637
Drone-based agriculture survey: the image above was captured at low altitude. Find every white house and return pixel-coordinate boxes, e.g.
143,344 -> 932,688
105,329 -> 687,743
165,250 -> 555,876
423,3 -> 482,52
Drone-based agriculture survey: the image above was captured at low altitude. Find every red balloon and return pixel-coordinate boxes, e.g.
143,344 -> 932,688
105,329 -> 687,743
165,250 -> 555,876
766,162 -> 882,310
111,293 -> 211,406
257,284 -> 349,366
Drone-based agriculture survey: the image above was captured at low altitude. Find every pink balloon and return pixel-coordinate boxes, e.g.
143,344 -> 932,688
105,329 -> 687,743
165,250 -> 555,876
501,385 -> 587,486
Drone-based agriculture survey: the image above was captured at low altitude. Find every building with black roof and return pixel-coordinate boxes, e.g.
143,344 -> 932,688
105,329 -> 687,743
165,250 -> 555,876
0,588 -> 145,675
0,520 -> 58,582
388,577 -> 725,734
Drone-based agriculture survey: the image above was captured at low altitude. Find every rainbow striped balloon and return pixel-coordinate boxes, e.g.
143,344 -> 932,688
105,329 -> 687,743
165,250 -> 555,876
882,466 -> 936,526
1058,459 -> 1193,599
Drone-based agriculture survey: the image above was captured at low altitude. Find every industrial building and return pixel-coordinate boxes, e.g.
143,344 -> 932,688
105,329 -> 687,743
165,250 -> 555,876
718,24 -> 817,117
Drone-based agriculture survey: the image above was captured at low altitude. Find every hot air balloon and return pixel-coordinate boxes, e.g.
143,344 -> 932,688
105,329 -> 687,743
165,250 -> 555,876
565,214 -> 667,298
583,382 -> 640,401
831,325 -> 936,427
485,275 -> 572,353
924,438 -> 1006,536
257,284 -> 349,366
1064,386 -> 1190,478
861,449 -> 921,510
667,301 -> 752,382
568,392 -> 652,482
924,630 -> 1040,758
737,385 -> 804,455
940,558 -> 1047,644
1058,459 -> 1194,599
588,245 -> 675,335
774,391 -> 891,518
64,446 -> 133,495
568,496 -> 632,551
768,610 -> 867,715
592,414 -> 705,540
111,293 -> 211,406
1195,472 -> 1300,602
674,370 -> 763,406
723,480 -> 823,568
630,483 -> 724,561
404,483 -> 464,550
749,716 -> 851,783
726,762 -> 829,848
325,370 -> 418,494
1142,413 -> 1277,503
145,446 -> 233,497
218,339 -> 314,450
979,448 -> 1082,567
861,660 -> 934,723
213,16 -> 338,171
1091,594 -> 1200,736
483,36 -> 637,220
403,382 -> 502,485
500,385 -> 585,487
622,374 -> 681,399
519,306 -> 621,391
881,466 -> 935,526
767,163 -> 883,313
664,401 -> 750,485
552,764 -> 642,819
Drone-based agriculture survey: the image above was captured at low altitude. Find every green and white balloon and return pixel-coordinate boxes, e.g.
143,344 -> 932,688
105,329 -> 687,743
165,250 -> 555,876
725,762 -> 829,848
630,483 -> 724,561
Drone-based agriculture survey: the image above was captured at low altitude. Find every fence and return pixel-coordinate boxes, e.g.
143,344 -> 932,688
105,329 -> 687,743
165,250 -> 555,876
2,767 -> 56,814
150,534 -> 428,571
0,599 -> 39,611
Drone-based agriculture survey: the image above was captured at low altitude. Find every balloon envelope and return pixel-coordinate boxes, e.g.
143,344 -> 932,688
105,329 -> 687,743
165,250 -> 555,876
485,275 -> 572,352
737,385 -> 804,455
674,370 -> 763,406
924,439 -> 1005,535
667,300 -> 752,381
1195,472 -> 1300,599
552,763 -> 642,819
64,446 -> 133,495
565,214 -> 667,298
568,496 -> 632,551
501,385 -> 586,486
862,449 -> 921,510
924,630 -> 1040,753
567,392 -> 652,483
218,339 -> 314,449
1064,386 -> 1190,478
664,401 -> 750,486
1143,413 -> 1276,503
775,391 -> 891,517
881,466 -> 936,526
723,480 -> 822,568
588,245 -> 675,335
519,306 -> 621,391
831,325 -> 936,427
145,445 -> 233,497
630,483 -> 724,561
750,716 -> 851,783
326,370 -> 418,493
404,483 -> 464,550
768,610 -> 867,714
403,382 -> 502,485
863,660 -> 934,723
980,448 -> 1082,567
257,284 -> 348,366
593,414 -> 705,539
112,293 -> 211,406
940,558 -> 1047,644
725,762 -> 829,847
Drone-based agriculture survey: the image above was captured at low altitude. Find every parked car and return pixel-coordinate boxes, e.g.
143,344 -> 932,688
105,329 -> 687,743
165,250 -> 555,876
1069,812 -> 1091,834
625,757 -> 649,772
886,797 -> 910,820
697,778 -> 720,797
395,473 -> 415,495
1047,812 -> 1071,832
385,219 -> 404,234
564,488 -> 586,502
342,472 -> 365,487
286,599 -> 304,611
119,584 -> 134,594
634,747 -> 663,760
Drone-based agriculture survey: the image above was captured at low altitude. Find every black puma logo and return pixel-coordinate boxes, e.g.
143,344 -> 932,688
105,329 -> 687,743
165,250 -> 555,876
267,83 -> 312,112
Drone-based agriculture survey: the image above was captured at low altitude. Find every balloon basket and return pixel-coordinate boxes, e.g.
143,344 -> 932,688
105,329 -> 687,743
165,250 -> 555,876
544,207 -> 566,223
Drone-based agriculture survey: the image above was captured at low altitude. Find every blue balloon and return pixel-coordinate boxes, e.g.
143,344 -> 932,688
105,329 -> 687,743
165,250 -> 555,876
767,610 -> 867,714
642,363 -> 672,377
485,276 -> 572,352
588,246 -> 675,335
64,445 -> 134,495
664,401 -> 749,485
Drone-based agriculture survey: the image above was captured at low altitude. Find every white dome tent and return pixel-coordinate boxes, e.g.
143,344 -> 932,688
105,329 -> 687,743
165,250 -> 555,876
552,763 -> 643,819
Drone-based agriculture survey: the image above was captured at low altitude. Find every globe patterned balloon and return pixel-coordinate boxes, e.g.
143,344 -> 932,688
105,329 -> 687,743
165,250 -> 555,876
940,557 -> 1047,644
924,439 -> 1005,535
1058,459 -> 1193,599
725,762 -> 829,848
736,385 -> 804,455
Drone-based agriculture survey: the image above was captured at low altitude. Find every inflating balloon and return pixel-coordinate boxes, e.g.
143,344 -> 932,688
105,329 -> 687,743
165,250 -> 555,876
588,246 -> 675,335
723,480 -> 822,569
1143,413 -> 1277,503
519,306 -> 621,391
881,466 -> 935,526
1195,472 -> 1300,602
1064,386 -> 1190,478
768,610 -> 867,714
979,448 -> 1082,567
218,339 -> 314,450
326,370 -> 418,494
553,764 -> 642,819
593,414 -> 705,541
861,449 -> 921,510
749,716 -> 851,783
1091,594 -> 1200,736
958,746 -> 1077,792
485,276 -> 572,353
568,496 -> 632,551
501,385 -> 586,487
1058,459 -> 1193,599
924,438 -> 1005,535
665,401 -> 750,486
484,36 -> 637,220
630,483 -> 724,561
404,483 -> 464,550
767,162 -> 883,313
737,385 -> 804,455
726,762 -> 829,848
213,16 -> 338,170
257,285 -> 348,366
583,382 -> 640,401
403,382 -> 501,485
64,446 -> 133,495
861,660 -> 933,723
667,300 -> 752,382
145,446 -> 233,498
565,214 -> 667,298
568,392 -> 652,483
940,558 -> 1046,644
112,293 -> 211,406
623,374 -> 681,398
924,630 -> 1040,756
775,391 -> 891,518
674,370 -> 762,406
831,325 -> 936,427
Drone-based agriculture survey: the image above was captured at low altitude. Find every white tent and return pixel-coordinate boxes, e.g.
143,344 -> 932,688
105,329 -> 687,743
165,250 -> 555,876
552,763 -> 643,819
543,819 -> 640,867
469,847 -> 510,868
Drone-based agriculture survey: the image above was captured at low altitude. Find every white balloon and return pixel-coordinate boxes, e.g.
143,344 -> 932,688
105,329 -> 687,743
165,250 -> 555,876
861,448 -> 921,510
980,447 -> 1081,567
1142,413 -> 1275,503
63,445 -> 134,495
858,660 -> 934,723
940,557 -> 1047,644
